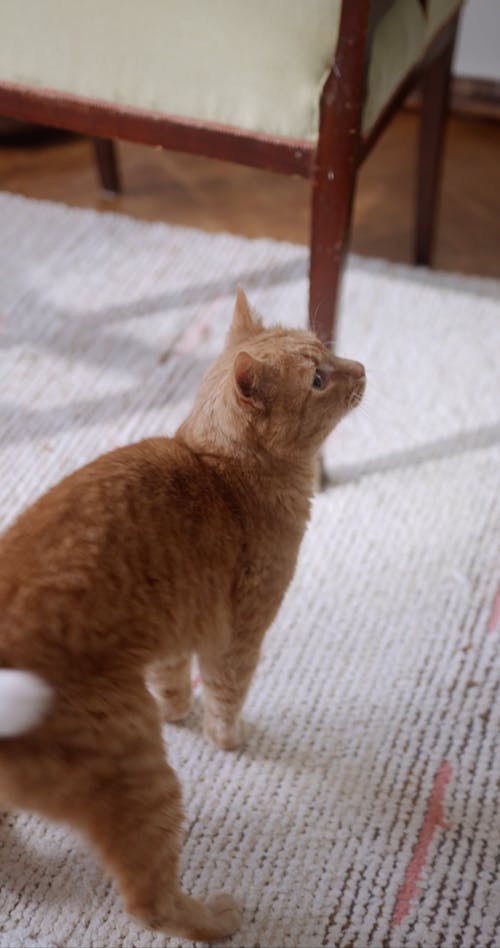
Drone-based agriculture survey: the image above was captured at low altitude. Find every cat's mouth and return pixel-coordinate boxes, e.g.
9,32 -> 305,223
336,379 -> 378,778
347,375 -> 366,410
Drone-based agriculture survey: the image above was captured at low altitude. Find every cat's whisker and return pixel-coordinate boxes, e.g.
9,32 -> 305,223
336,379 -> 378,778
309,299 -> 338,351
365,385 -> 395,409
354,370 -> 393,403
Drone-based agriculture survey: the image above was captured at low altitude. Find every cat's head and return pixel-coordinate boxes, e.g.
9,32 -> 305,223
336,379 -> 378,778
182,290 -> 365,464
222,289 -> 365,456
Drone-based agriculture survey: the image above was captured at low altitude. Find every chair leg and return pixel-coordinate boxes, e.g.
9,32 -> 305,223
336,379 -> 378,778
309,167 -> 357,348
414,21 -> 458,266
307,0 -> 369,348
92,137 -> 121,194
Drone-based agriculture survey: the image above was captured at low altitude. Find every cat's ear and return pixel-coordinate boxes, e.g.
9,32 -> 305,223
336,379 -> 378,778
233,351 -> 270,410
226,288 -> 262,347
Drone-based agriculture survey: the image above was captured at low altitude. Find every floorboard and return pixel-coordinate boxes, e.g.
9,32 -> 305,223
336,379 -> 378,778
1,111 -> 499,278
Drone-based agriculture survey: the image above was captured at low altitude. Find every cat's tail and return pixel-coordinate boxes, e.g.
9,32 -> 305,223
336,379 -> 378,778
0,670 -> 53,738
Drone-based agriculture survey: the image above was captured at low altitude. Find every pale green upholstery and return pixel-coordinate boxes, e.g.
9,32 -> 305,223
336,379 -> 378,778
1,0 -> 460,142
426,0 -> 462,38
364,0 -> 460,131
364,0 -> 428,132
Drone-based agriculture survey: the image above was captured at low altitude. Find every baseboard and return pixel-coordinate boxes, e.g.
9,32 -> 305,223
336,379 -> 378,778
450,76 -> 500,120
407,75 -> 500,121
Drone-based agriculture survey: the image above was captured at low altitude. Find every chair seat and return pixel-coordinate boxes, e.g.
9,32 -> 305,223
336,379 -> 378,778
1,0 -> 460,142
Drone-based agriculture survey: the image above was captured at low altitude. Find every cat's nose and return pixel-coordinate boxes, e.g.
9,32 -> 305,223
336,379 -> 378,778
338,358 -> 365,379
350,361 -> 365,379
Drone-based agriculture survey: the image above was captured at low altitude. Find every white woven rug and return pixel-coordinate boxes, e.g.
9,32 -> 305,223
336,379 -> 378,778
0,192 -> 499,948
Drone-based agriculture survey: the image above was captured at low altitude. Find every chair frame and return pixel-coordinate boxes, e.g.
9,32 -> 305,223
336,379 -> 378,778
0,1 -> 460,345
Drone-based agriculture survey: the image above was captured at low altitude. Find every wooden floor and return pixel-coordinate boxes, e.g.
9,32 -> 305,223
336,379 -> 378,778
1,110 -> 499,279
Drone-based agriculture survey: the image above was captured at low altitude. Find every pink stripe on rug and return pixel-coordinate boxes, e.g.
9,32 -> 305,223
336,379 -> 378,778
487,586 -> 500,633
175,299 -> 221,355
391,761 -> 453,928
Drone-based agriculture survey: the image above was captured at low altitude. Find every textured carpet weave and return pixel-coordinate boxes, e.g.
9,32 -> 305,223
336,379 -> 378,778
0,192 -> 499,948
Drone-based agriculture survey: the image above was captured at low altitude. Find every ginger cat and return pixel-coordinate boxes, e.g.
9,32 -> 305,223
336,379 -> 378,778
0,290 -> 365,941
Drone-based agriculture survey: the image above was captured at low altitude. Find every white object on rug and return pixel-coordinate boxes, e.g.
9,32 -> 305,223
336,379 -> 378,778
0,193 -> 499,948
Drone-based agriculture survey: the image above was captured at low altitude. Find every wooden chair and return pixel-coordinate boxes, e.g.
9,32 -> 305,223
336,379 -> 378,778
0,0 -> 461,346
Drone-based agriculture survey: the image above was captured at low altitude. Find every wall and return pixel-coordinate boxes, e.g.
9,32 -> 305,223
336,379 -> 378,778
454,0 -> 500,81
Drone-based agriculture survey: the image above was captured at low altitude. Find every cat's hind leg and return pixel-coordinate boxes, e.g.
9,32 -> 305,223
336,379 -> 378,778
58,703 -> 241,941
148,654 -> 193,722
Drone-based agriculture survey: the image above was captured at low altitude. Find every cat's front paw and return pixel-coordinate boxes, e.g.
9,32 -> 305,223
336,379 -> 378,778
204,713 -> 243,751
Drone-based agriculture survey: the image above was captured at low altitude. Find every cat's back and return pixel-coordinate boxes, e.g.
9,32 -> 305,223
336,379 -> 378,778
0,437 -> 231,662
0,436 -> 195,564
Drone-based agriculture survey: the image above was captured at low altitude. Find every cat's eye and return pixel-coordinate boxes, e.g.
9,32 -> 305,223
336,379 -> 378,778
312,368 -> 325,390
